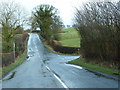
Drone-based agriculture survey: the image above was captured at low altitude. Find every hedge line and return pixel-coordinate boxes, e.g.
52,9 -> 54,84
1,34 -> 28,66
50,40 -> 80,54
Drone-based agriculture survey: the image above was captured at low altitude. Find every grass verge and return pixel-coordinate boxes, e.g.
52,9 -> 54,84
2,49 -> 27,77
68,58 -> 120,75
2,35 -> 28,77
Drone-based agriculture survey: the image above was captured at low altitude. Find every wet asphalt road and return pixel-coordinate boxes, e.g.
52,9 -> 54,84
2,33 -> 119,88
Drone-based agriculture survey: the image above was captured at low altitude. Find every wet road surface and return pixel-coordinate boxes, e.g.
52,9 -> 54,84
2,33 -> 119,88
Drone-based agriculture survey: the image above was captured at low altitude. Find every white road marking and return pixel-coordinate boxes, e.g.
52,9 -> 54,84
45,66 -> 69,89
53,74 -> 69,89
65,64 -> 83,69
46,66 -> 51,71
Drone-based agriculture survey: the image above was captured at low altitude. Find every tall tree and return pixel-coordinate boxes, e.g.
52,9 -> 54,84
0,1 -> 27,52
32,4 -> 62,43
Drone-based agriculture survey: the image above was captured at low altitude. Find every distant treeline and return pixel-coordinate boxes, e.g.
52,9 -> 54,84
74,1 -> 120,69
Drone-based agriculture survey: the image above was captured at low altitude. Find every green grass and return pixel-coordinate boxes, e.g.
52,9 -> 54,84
58,28 -> 80,47
2,34 -> 28,77
59,28 -> 79,39
2,48 -> 27,77
38,33 -> 78,56
14,34 -> 23,38
60,38 -> 80,47
68,58 -> 120,75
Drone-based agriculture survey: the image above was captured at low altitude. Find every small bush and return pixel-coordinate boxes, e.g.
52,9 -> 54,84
2,34 -> 28,66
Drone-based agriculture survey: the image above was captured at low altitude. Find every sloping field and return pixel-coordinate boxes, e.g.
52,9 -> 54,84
59,28 -> 80,47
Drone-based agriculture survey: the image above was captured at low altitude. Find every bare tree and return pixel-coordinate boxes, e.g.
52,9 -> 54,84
74,1 -> 120,69
0,1 -> 27,52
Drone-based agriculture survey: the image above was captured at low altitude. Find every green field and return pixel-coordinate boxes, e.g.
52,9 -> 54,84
59,28 -> 80,47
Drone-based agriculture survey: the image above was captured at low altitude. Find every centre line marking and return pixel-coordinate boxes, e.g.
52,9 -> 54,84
53,74 -> 69,89
46,66 -> 51,71
45,66 -> 69,89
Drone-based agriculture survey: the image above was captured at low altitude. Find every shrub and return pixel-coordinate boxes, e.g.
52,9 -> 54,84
2,34 -> 28,66
74,1 -> 120,68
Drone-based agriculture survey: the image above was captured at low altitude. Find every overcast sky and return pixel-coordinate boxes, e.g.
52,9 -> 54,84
1,0 -> 119,26
15,0 -> 89,26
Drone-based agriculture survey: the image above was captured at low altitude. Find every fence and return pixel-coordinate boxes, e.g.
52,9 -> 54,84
2,34 -> 28,66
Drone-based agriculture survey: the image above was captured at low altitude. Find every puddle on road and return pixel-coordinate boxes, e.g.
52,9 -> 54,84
43,58 -> 50,64
7,71 -> 16,80
3,71 -> 16,81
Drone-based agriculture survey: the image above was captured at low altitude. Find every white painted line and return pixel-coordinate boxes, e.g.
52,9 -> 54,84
65,64 -> 83,69
46,66 -> 51,71
53,74 -> 69,89
45,66 -> 69,89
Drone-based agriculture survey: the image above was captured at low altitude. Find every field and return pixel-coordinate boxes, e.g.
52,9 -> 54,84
58,28 -> 80,47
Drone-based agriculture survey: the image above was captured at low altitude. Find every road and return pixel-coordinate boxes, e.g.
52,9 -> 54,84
2,33 -> 119,88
